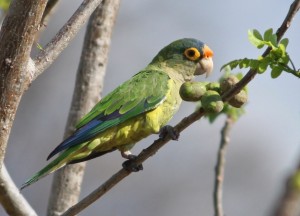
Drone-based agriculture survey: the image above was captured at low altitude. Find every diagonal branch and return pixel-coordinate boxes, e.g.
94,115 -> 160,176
46,0 -> 120,215
213,117 -> 234,216
60,1 -> 300,215
32,0 -> 103,81
0,165 -> 37,216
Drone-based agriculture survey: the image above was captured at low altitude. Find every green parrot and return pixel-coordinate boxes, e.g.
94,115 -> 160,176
21,38 -> 213,189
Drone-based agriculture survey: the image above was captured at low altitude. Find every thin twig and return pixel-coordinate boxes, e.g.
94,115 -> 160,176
46,1 -> 120,215
32,0 -> 103,80
0,165 -> 37,216
60,1 -> 300,215
213,117 -> 234,216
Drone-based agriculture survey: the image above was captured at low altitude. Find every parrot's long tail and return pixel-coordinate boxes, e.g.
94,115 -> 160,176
20,146 -> 80,190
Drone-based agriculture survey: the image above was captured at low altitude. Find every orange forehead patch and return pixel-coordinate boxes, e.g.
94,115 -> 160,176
203,45 -> 214,58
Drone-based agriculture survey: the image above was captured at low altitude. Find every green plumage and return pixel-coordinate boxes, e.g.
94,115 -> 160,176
21,38 -> 213,189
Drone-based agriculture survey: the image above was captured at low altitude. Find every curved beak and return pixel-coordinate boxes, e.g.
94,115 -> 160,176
194,45 -> 214,77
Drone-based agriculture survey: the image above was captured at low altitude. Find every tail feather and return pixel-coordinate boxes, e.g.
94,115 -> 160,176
20,145 -> 82,190
21,156 -> 67,190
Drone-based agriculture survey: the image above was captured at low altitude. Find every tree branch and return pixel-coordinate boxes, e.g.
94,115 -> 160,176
0,0 -> 47,168
0,1 -> 47,214
213,117 -> 234,216
59,1 -> 300,215
32,0 -> 103,81
46,1 -> 120,215
0,165 -> 37,216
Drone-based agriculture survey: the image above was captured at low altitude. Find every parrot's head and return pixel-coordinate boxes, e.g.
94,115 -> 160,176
151,38 -> 214,81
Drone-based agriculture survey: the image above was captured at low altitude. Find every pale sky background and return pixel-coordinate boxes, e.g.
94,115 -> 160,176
2,0 -> 300,215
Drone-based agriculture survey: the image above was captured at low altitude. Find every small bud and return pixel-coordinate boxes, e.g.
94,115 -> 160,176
179,82 -> 206,101
229,90 -> 248,108
220,75 -> 239,93
206,82 -> 220,93
201,90 -> 224,113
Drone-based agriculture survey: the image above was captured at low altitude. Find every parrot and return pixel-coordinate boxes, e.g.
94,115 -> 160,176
21,38 -> 213,189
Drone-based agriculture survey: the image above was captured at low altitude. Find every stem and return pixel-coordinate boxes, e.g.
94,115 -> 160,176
213,117 -> 234,216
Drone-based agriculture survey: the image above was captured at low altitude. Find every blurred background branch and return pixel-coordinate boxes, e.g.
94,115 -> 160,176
46,0 -> 120,215
272,157 -> 300,216
213,116 -> 234,216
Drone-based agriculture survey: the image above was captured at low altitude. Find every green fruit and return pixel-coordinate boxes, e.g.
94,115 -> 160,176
179,82 -> 206,101
206,82 -> 220,93
201,90 -> 224,113
220,75 -> 239,93
229,90 -> 248,108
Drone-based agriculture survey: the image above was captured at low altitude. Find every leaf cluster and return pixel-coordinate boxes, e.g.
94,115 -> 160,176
222,28 -> 300,78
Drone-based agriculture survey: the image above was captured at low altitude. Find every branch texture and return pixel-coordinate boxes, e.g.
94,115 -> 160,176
213,117 -> 234,216
33,0 -> 103,80
0,0 -> 47,214
47,0 -> 120,215
61,1 -> 300,215
0,165 -> 37,216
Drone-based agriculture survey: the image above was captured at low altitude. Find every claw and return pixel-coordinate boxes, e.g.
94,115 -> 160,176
122,155 -> 143,172
121,151 -> 143,172
159,125 -> 179,140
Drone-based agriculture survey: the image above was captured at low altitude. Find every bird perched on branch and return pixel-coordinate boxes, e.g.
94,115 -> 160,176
21,38 -> 213,189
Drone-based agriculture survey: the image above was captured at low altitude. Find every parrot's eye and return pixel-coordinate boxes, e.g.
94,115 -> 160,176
184,47 -> 201,61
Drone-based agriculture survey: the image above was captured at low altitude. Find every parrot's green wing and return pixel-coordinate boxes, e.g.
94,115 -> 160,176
47,70 -> 170,159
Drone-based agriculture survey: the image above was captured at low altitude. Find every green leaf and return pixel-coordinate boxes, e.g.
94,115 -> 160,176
248,29 -> 264,48
271,67 -> 283,78
263,28 -> 273,40
263,28 -> 277,47
238,58 -> 250,68
249,59 -> 259,69
253,29 -> 263,41
258,60 -> 269,73
280,38 -> 289,48
221,59 -> 240,71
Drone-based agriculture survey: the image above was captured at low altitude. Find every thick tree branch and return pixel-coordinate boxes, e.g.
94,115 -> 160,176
60,1 -> 300,215
0,165 -> 37,216
213,117 -> 234,216
32,0 -> 103,81
46,1 -> 120,215
0,0 -> 47,169
0,1 -> 47,214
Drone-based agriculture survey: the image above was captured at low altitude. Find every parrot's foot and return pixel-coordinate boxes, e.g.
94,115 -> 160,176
122,156 -> 143,172
159,125 -> 179,140
121,151 -> 143,172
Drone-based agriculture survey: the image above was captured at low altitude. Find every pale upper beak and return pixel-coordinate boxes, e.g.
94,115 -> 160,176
194,45 -> 214,77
